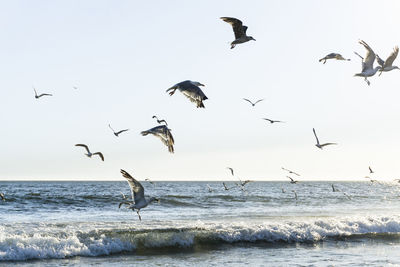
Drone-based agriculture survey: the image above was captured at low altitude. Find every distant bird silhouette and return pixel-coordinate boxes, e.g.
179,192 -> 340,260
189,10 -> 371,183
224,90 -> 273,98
207,184 -> 214,193
166,80 -> 208,108
119,169 -> 159,221
319,53 -> 350,64
331,184 -> 339,192
282,167 -> 300,176
262,118 -> 284,124
108,124 -> 129,137
376,46 -> 399,76
292,190 -> 298,200
141,125 -> 174,153
369,166 -> 374,174
287,176 -> 298,184
0,193 -> 5,201
354,40 -> 381,86
313,128 -> 337,149
226,167 -> 234,176
33,87 -> 52,99
152,115 -> 168,126
222,182 -> 235,191
220,17 -> 255,49
145,178 -> 155,185
75,144 -> 104,161
243,98 -> 264,106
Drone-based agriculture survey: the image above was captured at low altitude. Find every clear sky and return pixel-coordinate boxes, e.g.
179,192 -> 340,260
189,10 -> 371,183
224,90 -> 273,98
1,0 -> 400,181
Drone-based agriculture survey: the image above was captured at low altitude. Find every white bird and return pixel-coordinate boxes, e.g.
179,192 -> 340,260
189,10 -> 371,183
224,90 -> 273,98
207,184 -> 214,193
376,46 -> 399,76
108,124 -> 129,137
313,128 -> 337,149
141,125 -> 174,153
166,80 -> 208,108
354,40 -> 381,86
262,118 -> 284,124
220,17 -> 256,49
152,115 -> 168,126
243,98 -> 264,107
319,53 -> 350,64
33,87 -> 52,99
75,144 -> 104,161
145,178 -> 155,185
281,167 -> 300,176
119,169 -> 159,221
0,193 -> 5,201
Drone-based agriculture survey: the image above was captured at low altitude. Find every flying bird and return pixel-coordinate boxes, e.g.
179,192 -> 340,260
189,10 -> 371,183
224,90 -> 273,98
75,144 -> 104,161
369,166 -> 374,174
108,124 -> 129,137
243,98 -> 264,107
33,87 -> 52,99
313,128 -> 337,149
207,184 -> 214,193
141,125 -> 174,153
263,118 -> 284,124
287,176 -> 298,184
119,169 -> 159,221
376,46 -> 399,76
166,80 -> 208,108
152,115 -> 168,126
319,53 -> 350,64
281,167 -> 300,176
354,40 -> 382,86
331,184 -> 339,192
226,167 -> 234,176
222,182 -> 235,191
292,190 -> 298,200
220,17 -> 255,49
145,178 -> 155,185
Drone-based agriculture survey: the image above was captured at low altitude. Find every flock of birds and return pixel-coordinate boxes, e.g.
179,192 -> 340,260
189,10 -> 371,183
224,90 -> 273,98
2,17 -> 400,221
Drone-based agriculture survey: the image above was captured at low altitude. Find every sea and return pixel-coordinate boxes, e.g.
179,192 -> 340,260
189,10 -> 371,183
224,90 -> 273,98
1,180 -> 400,266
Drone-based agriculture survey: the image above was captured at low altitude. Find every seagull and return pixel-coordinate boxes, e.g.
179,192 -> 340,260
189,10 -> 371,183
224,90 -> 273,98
0,193 -> 5,201
262,118 -> 284,124
243,98 -> 264,107
281,167 -> 300,176
313,128 -> 337,149
222,182 -> 235,191
152,115 -> 168,126
287,176 -> 298,184
118,169 -> 159,221
166,80 -> 208,108
108,124 -> 129,137
141,125 -> 174,153
281,188 -> 286,193
319,53 -> 350,64
145,178 -> 155,185
354,40 -> 382,86
376,46 -> 399,76
369,166 -> 374,174
220,17 -> 255,49
343,192 -> 352,200
75,144 -> 104,161
207,184 -> 214,193
226,167 -> 234,176
364,176 -> 378,183
33,87 -> 52,99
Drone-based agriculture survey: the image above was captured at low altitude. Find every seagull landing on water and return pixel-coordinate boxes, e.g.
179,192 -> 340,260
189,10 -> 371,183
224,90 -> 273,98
33,87 -> 52,99
166,80 -> 208,108
119,169 -> 159,221
141,125 -> 174,153
220,17 -> 255,49
313,128 -> 337,149
319,53 -> 350,64
354,40 -> 382,86
262,118 -> 284,124
108,124 -> 129,137
75,144 -> 104,161
243,98 -> 264,107
376,46 -> 399,76
282,167 -> 300,176
152,115 -> 168,126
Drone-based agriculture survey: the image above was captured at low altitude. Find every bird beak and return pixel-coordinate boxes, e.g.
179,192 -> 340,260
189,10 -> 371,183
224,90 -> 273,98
199,83 -> 205,87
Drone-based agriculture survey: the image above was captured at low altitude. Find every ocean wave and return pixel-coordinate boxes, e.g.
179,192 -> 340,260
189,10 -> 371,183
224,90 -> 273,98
2,216 -> 400,261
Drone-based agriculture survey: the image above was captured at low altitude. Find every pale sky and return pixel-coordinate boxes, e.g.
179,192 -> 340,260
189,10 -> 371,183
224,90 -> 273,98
1,0 -> 400,181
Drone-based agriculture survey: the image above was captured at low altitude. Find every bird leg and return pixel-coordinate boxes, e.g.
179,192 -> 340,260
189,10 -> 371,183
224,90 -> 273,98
364,78 -> 370,86
136,210 -> 142,221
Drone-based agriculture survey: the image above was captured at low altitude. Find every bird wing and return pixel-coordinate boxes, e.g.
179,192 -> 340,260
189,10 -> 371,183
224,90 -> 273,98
227,167 -> 234,176
143,125 -> 174,153
287,176 -> 294,182
359,40 -> 376,71
93,152 -> 104,161
254,99 -> 264,105
116,129 -> 129,135
312,128 -> 320,145
243,98 -> 254,105
220,17 -> 245,39
384,46 -> 399,67
376,54 -> 385,67
320,143 -> 337,147
108,124 -> 115,133
75,144 -> 90,154
120,169 -> 145,203
369,166 -> 373,173
38,93 -> 52,97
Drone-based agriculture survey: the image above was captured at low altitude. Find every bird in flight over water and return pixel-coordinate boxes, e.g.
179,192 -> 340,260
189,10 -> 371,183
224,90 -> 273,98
243,98 -> 264,107
313,128 -> 337,149
220,17 -> 255,49
354,40 -> 381,86
369,166 -> 374,174
226,167 -> 234,176
75,144 -> 104,161
33,87 -> 52,99
166,80 -> 208,108
119,169 -> 159,221
319,53 -> 350,64
108,124 -> 129,137
141,125 -> 175,153
282,167 -> 300,176
287,176 -> 298,184
262,118 -> 284,124
152,115 -> 168,126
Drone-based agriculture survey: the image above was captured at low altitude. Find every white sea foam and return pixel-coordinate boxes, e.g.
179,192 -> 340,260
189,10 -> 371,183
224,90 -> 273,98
1,215 -> 400,261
